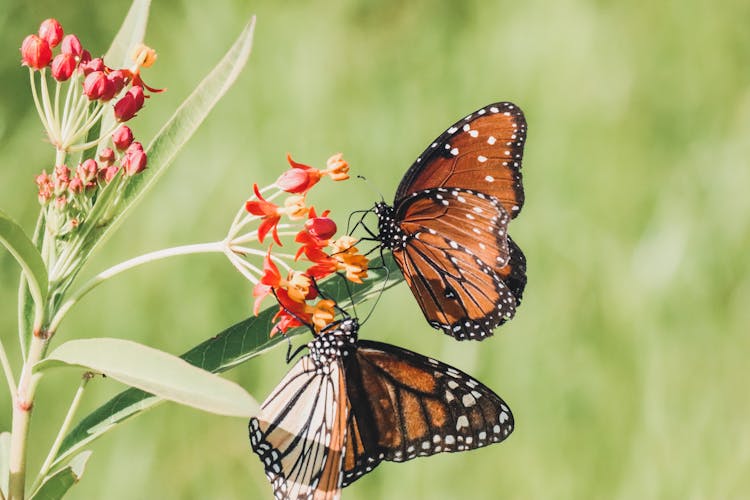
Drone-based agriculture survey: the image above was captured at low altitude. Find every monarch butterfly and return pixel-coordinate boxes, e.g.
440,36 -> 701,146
249,317 -> 514,499
374,102 -> 528,341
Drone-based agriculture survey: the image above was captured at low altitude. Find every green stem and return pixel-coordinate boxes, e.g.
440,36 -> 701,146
8,336 -> 47,500
30,373 -> 92,494
0,336 -> 16,397
47,241 -> 225,334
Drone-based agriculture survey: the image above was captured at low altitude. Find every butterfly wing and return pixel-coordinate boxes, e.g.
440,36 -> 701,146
339,339 -> 514,486
392,188 -> 520,340
395,102 -> 527,219
249,355 -> 348,500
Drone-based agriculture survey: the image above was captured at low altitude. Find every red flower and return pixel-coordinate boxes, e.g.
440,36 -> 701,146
38,19 -> 63,48
79,57 -> 104,75
51,53 -> 77,81
107,70 -> 128,95
76,159 -> 98,184
114,86 -> 144,122
295,208 -> 336,261
99,148 -> 115,166
83,71 -> 113,100
252,248 -> 282,315
21,35 -> 52,70
245,184 -> 282,245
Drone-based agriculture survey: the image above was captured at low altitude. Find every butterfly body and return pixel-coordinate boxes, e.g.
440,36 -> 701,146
374,102 -> 528,340
249,318 -> 514,499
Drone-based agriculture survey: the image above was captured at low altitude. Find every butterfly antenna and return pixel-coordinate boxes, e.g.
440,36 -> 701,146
311,277 -> 353,319
356,174 -> 385,203
360,246 -> 391,326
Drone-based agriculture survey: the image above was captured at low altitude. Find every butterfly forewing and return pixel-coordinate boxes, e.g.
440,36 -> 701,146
395,102 -> 527,219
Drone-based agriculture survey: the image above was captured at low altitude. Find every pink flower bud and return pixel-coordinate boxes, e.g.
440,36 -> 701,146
99,148 -> 115,165
129,86 -> 145,108
305,216 -> 337,240
100,165 -> 120,183
83,71 -> 114,100
79,56 -> 103,75
68,177 -> 84,194
35,172 -> 53,204
20,35 -> 52,70
76,159 -> 98,183
53,164 -> 71,195
38,19 -> 63,48
51,53 -> 77,81
122,142 -> 147,176
60,34 -> 82,57
112,126 -> 133,150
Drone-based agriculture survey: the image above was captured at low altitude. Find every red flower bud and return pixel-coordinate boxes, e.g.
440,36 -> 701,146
51,53 -> 77,81
113,89 -> 144,122
53,164 -> 71,195
128,86 -> 145,108
20,35 -> 52,70
35,172 -> 53,204
79,56 -> 103,75
83,71 -> 114,100
38,19 -> 63,48
98,147 -> 115,165
107,70 -> 128,95
112,126 -> 133,150
60,34 -> 83,57
276,167 -> 313,193
76,159 -> 98,183
304,216 -> 337,240
121,142 -> 147,176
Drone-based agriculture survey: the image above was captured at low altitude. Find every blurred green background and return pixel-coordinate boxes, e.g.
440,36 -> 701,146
1,0 -> 749,498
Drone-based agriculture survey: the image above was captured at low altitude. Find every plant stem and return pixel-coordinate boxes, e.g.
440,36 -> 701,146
0,336 -> 16,397
8,335 -> 47,500
30,373 -> 91,493
47,241 -> 225,334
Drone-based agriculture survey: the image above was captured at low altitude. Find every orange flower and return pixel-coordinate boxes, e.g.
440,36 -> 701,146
252,248 -> 282,314
276,154 -> 323,194
309,299 -> 336,331
324,153 -> 349,181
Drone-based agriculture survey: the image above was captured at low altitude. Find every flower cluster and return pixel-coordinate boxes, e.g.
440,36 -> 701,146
21,18 -> 161,151
224,153 -> 368,335
22,18 -> 160,237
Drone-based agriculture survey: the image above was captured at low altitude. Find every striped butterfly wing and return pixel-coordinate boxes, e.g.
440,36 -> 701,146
249,355 -> 349,500
340,339 -> 514,486
380,187 -> 520,340
395,101 -> 527,220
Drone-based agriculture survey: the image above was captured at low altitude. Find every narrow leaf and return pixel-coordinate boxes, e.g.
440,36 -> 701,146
53,255 -> 402,467
0,432 -> 10,498
0,209 -> 47,320
35,338 -> 258,418
29,451 -> 91,500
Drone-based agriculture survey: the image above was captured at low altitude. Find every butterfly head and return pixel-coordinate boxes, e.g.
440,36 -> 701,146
308,317 -> 359,368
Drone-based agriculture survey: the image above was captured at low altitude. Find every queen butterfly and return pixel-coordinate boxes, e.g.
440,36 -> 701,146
374,102 -> 528,341
249,317 -> 514,499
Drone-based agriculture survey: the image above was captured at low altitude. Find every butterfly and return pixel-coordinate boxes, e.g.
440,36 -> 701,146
249,317 -> 514,499
373,102 -> 528,341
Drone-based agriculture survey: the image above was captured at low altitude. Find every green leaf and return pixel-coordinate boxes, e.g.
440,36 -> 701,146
35,338 -> 258,418
52,255 -> 402,468
0,209 -> 48,327
0,431 -> 10,498
29,451 -> 91,500
78,17 -> 256,267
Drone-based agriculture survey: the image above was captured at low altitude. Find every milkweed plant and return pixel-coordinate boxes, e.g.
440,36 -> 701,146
0,3 -> 399,498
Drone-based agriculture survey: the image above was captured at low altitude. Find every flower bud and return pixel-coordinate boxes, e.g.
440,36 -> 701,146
60,34 -> 83,57
276,168 -> 313,193
121,142 -> 147,176
100,165 -> 120,183
79,56 -> 103,75
76,159 -> 98,184
53,164 -> 71,195
305,216 -> 337,240
35,172 -> 53,204
112,126 -> 134,150
38,19 -> 63,48
51,53 -> 77,81
68,177 -> 84,194
20,35 -> 52,70
113,87 -> 144,122
83,71 -> 113,100
107,70 -> 128,95
98,147 -> 115,166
